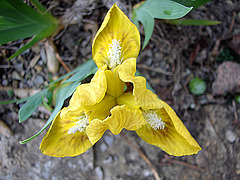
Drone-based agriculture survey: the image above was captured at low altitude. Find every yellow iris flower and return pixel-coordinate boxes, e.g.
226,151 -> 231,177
40,4 -> 201,157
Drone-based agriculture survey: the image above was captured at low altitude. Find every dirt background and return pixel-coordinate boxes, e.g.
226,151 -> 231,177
0,0 -> 240,179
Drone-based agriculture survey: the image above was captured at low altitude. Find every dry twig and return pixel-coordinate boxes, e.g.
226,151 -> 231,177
137,64 -> 172,75
120,132 -> 161,180
160,155 -> 205,172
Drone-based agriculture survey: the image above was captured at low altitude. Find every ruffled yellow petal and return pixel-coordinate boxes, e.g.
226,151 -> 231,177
117,92 -> 140,109
86,105 -> 146,144
92,4 -> 140,69
118,58 -> 163,109
136,101 -> 201,156
67,65 -> 107,112
87,94 -> 117,121
40,109 -> 92,157
104,66 -> 125,98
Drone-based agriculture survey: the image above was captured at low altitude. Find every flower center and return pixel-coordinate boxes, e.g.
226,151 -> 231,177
107,39 -> 122,69
142,111 -> 165,130
67,114 -> 89,134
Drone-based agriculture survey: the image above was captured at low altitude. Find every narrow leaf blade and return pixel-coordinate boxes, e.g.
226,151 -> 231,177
7,23 -> 57,60
135,9 -> 154,49
172,0 -> 211,9
166,19 -> 221,26
19,89 -> 47,123
20,81 -> 80,144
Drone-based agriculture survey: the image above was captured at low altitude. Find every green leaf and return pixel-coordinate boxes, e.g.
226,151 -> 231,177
19,89 -> 48,123
235,95 -> 240,104
0,92 -> 41,105
189,77 -> 206,95
166,19 -> 221,26
132,0 -> 192,49
29,0 -> 49,14
20,81 -> 80,144
172,0 -> 211,9
0,0 -> 59,59
7,23 -> 57,60
135,9 -> 154,49
65,60 -> 97,83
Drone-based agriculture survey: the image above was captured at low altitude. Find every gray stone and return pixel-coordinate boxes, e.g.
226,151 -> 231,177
95,166 -> 104,180
225,129 -> 237,143
104,135 -> 114,146
100,142 -> 107,152
34,75 -> 44,85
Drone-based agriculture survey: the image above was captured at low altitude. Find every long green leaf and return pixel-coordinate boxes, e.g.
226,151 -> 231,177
7,23 -> 58,60
136,9 -> 154,49
166,19 -> 221,26
0,0 -> 59,60
19,89 -> 48,123
65,60 -> 97,83
20,81 -> 80,144
172,0 -> 211,9
132,0 -> 192,49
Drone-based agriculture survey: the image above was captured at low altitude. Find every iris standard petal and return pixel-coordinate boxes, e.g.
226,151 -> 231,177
92,4 -> 140,69
86,105 -> 146,144
67,65 -> 107,112
40,109 -> 92,157
104,66 -> 125,98
118,58 -> 163,109
136,101 -> 201,156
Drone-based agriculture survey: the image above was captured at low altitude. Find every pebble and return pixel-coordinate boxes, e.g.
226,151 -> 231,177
103,155 -> 113,164
14,63 -> 23,72
104,135 -> 114,146
0,120 -> 13,138
100,142 -> 107,152
95,166 -> 104,180
12,71 -> 22,80
225,130 -> 237,143
2,79 -> 8,86
34,75 -> 44,85
143,169 -> 152,177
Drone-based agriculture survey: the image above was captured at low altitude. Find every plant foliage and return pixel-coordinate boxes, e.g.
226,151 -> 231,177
0,0 -> 59,60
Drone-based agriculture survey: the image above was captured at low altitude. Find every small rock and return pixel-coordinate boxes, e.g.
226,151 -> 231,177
143,169 -> 152,177
95,166 -> 104,180
100,142 -> 107,152
34,75 -> 44,85
14,63 -> 23,72
0,120 -> 12,138
212,62 -> 240,95
104,135 -> 114,146
103,155 -> 113,164
12,71 -> 22,80
225,129 -> 237,143
2,79 -> 8,86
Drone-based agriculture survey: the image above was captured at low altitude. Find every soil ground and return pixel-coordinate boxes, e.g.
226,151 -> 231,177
0,0 -> 240,179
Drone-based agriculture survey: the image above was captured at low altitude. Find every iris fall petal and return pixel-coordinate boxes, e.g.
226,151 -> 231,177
136,101 -> 201,156
40,109 -> 92,157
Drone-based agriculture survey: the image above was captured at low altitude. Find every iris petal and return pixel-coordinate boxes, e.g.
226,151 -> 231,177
40,109 -> 92,157
92,4 -> 140,69
136,101 -> 201,156
118,58 -> 163,109
67,65 -> 107,112
86,105 -> 146,144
